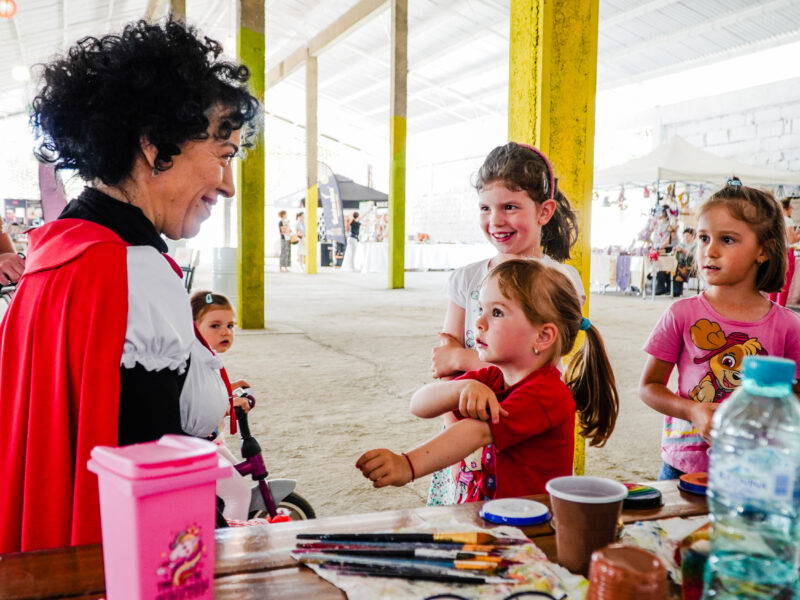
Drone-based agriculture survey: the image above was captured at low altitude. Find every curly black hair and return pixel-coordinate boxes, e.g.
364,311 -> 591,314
31,19 -> 261,186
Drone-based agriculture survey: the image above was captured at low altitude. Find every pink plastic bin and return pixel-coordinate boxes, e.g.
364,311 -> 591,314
87,435 -> 231,600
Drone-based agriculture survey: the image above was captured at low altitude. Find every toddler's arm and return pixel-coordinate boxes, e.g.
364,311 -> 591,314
410,379 -> 507,423
639,355 -> 717,443
430,302 -> 491,378
356,418 -> 492,488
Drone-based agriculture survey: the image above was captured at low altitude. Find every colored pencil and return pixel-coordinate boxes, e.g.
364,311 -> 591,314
296,531 -> 506,545
317,562 -> 513,584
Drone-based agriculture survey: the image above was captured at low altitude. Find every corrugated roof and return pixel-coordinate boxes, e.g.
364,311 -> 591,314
0,0 -> 798,150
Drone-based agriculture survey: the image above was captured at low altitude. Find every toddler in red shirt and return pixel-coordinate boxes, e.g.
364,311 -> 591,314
357,259 -> 620,499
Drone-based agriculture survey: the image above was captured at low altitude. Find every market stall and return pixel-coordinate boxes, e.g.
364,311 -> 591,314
592,136 -> 800,298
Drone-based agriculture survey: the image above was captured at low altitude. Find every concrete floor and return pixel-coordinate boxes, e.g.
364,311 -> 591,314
200,264 -> 677,518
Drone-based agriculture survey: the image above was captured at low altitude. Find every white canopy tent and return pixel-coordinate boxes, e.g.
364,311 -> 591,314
594,136 -> 800,188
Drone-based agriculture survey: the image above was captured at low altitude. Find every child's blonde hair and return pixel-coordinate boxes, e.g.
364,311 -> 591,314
699,176 -> 786,293
190,290 -> 233,323
487,259 -> 619,447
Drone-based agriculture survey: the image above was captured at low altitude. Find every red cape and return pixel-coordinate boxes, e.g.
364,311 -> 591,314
0,219 -> 128,553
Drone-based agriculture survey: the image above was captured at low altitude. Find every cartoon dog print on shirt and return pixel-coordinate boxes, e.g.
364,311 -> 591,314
689,318 -> 764,403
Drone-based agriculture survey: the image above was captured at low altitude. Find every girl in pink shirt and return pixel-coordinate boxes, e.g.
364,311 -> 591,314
640,177 -> 800,478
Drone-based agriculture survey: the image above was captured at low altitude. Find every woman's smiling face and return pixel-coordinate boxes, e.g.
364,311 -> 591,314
151,109 -> 241,240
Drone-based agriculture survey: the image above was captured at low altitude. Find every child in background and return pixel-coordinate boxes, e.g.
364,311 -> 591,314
295,211 -> 306,270
768,197 -> 800,307
191,290 -> 253,521
357,259 -> 619,500
428,142 -> 585,505
639,177 -> 800,480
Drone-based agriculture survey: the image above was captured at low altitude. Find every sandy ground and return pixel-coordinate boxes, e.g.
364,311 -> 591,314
199,264 -> 681,519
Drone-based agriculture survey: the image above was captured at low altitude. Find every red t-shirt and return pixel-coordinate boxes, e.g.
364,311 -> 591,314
455,365 -> 575,500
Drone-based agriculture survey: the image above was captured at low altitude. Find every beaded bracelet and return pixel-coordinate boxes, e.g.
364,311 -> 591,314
401,452 -> 416,482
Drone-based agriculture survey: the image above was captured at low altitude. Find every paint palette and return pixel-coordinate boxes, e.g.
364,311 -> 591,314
678,472 -> 708,496
479,498 -> 551,526
623,483 -> 664,509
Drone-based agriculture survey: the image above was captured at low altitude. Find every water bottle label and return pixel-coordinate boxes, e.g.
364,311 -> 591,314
712,449 -> 796,501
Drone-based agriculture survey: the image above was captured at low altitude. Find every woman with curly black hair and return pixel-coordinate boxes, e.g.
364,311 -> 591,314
0,19 -> 260,553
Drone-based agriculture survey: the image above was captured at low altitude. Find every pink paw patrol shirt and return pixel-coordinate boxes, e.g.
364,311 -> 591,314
644,293 -> 800,473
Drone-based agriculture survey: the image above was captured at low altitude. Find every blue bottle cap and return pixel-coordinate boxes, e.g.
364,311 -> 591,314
742,356 -> 796,386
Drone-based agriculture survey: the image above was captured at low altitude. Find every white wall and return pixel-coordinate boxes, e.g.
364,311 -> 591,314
656,76 -> 800,176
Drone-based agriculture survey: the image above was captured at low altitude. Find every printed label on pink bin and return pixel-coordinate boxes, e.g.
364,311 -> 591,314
155,524 -> 211,600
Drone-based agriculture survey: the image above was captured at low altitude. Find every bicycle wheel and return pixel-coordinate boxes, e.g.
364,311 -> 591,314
278,492 -> 316,520
249,492 -> 316,521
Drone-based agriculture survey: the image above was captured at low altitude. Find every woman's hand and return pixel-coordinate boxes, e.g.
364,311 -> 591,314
688,401 -> 719,444
230,379 -> 250,391
0,252 -> 24,285
355,449 -> 412,488
457,380 -> 507,424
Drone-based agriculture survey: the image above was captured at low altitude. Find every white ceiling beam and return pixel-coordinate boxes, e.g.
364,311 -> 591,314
317,8 -> 504,95
266,0 -> 389,89
600,0 -> 681,29
602,0 -> 797,64
332,41 -> 498,118
105,0 -> 116,33
145,0 -> 170,22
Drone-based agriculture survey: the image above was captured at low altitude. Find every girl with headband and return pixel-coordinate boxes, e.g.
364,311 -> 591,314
428,142 -> 584,505
358,259 -> 618,500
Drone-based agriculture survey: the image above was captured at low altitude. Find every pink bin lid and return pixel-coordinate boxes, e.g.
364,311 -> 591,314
89,434 -> 220,480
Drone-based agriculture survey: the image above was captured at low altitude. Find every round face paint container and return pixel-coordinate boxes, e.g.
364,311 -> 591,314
623,483 -> 664,509
678,472 -> 708,496
479,498 -> 551,526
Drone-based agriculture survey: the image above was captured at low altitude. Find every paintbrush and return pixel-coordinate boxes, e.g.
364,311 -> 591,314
317,562 -> 514,584
294,547 -> 516,565
296,531 -> 515,545
296,540 -> 501,553
296,551 -> 503,572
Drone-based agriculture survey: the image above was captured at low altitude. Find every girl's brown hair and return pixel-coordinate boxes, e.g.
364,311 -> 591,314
700,177 -> 786,294
474,142 -> 579,261
488,259 -> 619,447
190,290 -> 233,322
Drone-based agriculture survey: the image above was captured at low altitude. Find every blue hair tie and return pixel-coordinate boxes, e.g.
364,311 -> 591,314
726,178 -> 742,187
579,317 -> 591,331
205,293 -> 213,304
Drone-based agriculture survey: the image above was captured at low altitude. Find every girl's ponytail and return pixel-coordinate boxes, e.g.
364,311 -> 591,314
564,324 -> 619,447
541,188 -> 579,262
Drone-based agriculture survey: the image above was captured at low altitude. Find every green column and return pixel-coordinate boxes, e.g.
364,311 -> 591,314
237,0 -> 265,328
388,0 -> 407,289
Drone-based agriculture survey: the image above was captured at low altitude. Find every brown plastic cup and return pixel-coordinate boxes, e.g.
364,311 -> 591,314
587,543 -> 668,600
545,476 -> 628,575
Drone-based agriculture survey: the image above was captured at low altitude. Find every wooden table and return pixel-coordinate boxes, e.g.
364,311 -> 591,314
0,481 -> 706,600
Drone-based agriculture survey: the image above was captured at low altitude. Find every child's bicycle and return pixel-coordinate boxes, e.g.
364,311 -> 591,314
232,391 -> 316,521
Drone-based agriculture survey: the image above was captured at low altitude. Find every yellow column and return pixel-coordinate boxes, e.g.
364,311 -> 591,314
237,0 -> 265,328
388,0 -> 407,289
305,52 -> 319,274
169,0 -> 185,21
508,0 -> 599,474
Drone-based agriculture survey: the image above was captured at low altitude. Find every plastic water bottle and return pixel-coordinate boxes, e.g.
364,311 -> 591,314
703,356 -> 800,599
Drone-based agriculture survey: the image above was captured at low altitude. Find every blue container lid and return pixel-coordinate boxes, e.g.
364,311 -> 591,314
742,356 -> 795,386
479,498 -> 551,526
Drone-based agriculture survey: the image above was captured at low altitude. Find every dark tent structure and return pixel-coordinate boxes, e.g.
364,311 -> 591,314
275,173 -> 387,210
